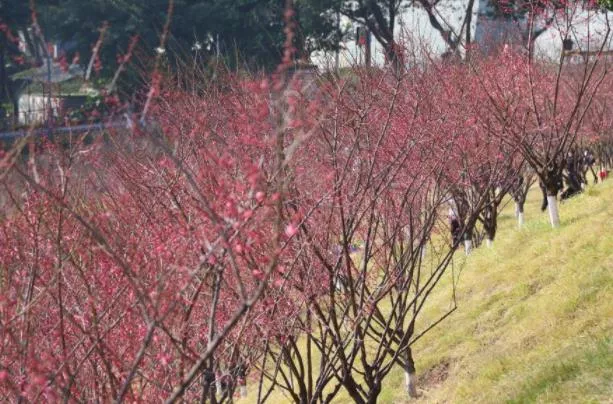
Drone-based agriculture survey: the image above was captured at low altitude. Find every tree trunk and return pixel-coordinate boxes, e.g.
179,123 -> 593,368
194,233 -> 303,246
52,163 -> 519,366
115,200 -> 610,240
9,83 -> 18,127
516,201 -> 525,228
0,46 -> 6,129
405,371 -> 418,398
546,195 -> 560,228
404,349 -> 418,398
0,46 -> 20,127
201,365 -> 217,404
365,30 -> 372,68
464,239 -> 472,255
215,375 -> 222,397
485,238 -> 493,248
385,44 -> 403,75
540,185 -> 548,212
514,202 -> 520,218
0,45 -> 5,100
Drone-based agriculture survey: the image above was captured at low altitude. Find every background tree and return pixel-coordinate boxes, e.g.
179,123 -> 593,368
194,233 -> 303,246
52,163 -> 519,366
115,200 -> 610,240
598,0 -> 613,11
336,0 -> 406,67
0,0 -> 39,125
34,0 -> 340,77
475,43 -> 610,227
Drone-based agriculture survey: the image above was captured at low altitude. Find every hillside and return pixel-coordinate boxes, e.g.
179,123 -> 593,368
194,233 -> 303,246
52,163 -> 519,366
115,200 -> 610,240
381,181 -> 613,403
242,180 -> 613,404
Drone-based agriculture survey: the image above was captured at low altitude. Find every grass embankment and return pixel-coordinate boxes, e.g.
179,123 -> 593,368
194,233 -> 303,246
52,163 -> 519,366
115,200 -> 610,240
242,181 -> 613,403
384,181 -> 613,403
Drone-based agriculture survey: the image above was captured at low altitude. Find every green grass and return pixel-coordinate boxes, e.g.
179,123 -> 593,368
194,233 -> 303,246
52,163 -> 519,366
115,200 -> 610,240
241,180 -> 613,403
384,180 -> 613,404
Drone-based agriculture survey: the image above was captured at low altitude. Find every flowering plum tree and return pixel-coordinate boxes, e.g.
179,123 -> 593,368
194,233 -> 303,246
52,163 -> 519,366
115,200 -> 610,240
0,63 -> 322,404
473,24 -> 611,227
1,2 -> 610,403
240,57 -> 521,402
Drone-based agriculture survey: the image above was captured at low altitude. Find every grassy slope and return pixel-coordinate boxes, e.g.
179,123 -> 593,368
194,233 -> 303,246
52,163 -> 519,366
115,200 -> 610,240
242,181 -> 613,403
382,181 -> 613,404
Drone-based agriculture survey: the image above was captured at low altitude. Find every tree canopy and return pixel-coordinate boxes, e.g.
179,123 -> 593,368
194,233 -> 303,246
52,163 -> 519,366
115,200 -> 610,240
599,0 -> 613,10
11,0 -> 341,74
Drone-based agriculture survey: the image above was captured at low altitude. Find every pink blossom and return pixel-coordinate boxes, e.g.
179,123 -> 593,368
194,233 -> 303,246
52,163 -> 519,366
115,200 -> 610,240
285,224 -> 298,237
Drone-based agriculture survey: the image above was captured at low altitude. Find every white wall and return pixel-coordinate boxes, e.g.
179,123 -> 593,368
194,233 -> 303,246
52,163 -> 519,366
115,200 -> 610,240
534,8 -> 613,62
311,1 -> 479,69
311,2 -> 612,71
18,94 -> 61,125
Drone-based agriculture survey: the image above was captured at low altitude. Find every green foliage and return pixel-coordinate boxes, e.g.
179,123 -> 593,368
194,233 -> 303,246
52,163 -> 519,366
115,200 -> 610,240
598,0 -> 613,10
0,0 -> 347,104
65,93 -> 108,123
40,0 -> 172,75
27,0 -> 342,75
3,0 -> 416,99
0,0 -> 33,102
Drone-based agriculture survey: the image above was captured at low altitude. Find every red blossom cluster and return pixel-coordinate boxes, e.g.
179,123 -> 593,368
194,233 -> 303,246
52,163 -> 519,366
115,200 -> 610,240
2,46 -> 611,400
0,2 -> 611,402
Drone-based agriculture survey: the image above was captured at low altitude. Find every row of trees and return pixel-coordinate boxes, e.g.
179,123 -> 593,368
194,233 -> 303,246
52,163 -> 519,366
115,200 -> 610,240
2,0 -> 335,124
1,0 -> 612,403
5,0 -> 607,119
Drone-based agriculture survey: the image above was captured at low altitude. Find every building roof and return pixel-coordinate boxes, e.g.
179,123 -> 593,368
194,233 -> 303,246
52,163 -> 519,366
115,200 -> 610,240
11,61 -> 85,83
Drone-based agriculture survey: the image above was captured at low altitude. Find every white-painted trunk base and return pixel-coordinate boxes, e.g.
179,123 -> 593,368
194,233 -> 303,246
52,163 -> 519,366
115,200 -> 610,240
518,212 -> 525,229
240,385 -> 247,398
464,240 -> 472,256
334,277 -> 344,292
216,380 -> 222,394
547,195 -> 560,228
485,238 -> 493,248
405,371 -> 418,398
420,244 -> 427,260
514,202 -> 520,218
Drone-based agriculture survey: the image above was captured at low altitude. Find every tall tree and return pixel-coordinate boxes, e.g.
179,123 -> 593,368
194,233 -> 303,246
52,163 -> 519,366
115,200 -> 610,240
337,0 -> 407,68
0,0 -> 41,125
599,0 -> 613,10
36,0 -> 340,75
